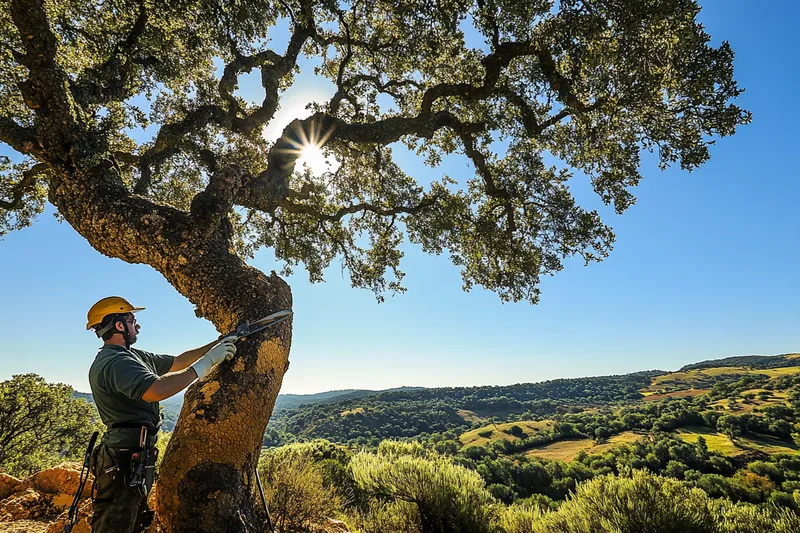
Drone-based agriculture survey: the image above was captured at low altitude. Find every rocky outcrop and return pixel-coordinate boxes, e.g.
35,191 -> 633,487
43,500 -> 92,533
0,475 -> 21,501
0,464 -> 91,522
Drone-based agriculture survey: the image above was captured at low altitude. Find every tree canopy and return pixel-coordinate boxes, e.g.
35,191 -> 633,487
0,0 -> 749,304
0,374 -> 100,477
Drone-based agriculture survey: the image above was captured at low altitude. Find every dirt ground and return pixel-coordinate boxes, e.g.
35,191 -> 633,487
0,520 -> 50,533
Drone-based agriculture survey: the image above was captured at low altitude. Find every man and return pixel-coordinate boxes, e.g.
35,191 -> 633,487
86,296 -> 236,533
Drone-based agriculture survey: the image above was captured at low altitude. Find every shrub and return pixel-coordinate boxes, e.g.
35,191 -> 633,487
351,448 -> 499,533
500,505 -> 543,533
529,470 -> 717,533
713,500 -> 800,533
349,500 -> 419,533
258,445 -> 341,533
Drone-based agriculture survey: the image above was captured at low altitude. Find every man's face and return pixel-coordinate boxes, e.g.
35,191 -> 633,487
116,314 -> 140,344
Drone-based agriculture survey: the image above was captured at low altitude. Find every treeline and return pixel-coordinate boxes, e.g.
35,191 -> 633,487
265,372 -> 658,446
681,354 -> 800,372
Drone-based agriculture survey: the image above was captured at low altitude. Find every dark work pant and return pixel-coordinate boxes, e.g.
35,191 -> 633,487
90,443 -> 157,533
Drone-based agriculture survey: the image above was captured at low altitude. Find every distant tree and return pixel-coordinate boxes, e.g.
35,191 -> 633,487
717,415 -> 741,442
0,374 -> 100,477
594,427 -> 611,441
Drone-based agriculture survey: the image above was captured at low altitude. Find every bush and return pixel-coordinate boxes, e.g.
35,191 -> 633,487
351,448 -> 499,533
500,505 -> 543,533
258,445 -> 342,533
154,431 -> 171,470
529,470 -> 717,533
349,500 -> 419,533
713,500 -> 800,533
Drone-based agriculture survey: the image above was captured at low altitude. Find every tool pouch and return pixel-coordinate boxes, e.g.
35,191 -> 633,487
90,444 -> 129,502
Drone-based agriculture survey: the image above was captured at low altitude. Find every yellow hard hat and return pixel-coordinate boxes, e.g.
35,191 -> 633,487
86,296 -> 145,330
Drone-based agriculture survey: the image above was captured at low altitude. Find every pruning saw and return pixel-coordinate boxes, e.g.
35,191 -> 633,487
223,310 -> 293,342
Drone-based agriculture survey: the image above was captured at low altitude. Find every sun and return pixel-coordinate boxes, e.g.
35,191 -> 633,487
296,144 -> 331,176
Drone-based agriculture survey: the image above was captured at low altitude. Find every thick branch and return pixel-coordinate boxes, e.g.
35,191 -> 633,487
190,165 -> 245,237
0,117 -> 38,155
458,132 -> 509,199
11,0 -> 85,166
504,88 -> 606,137
11,0 -> 67,115
250,26 -> 314,126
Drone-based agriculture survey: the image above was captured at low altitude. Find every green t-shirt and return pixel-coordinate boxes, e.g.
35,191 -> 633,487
88,344 -> 174,447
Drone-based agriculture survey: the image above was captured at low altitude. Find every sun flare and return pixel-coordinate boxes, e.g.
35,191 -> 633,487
296,144 -> 331,176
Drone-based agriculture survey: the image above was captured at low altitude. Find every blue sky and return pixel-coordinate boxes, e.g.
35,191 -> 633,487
1,1 -> 798,394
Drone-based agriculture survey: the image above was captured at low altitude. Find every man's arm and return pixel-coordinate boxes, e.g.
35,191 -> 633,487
141,368 -> 198,402
169,340 -> 220,372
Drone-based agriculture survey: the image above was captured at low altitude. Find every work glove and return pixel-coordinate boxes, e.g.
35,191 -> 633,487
191,339 -> 237,380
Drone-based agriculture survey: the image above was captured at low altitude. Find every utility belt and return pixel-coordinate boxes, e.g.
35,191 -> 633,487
92,425 -> 159,498
108,422 -> 159,446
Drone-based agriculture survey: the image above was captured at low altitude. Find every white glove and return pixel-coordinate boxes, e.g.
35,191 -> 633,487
191,340 -> 237,380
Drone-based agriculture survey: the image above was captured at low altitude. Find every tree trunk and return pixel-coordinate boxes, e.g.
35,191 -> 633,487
152,268 -> 293,533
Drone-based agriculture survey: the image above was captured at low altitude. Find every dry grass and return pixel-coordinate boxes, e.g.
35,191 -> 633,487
676,426 -> 799,456
456,409 -> 484,423
340,407 -> 364,416
641,366 -> 800,396
709,390 -> 791,413
524,431 -> 642,462
676,427 -> 741,456
0,520 -> 49,533
643,389 -> 710,402
460,420 -> 555,447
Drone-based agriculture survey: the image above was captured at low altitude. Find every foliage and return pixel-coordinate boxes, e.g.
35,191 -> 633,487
258,444 -> 342,533
712,500 -> 800,533
528,470 -> 717,533
499,505 -> 546,533
0,0 -> 748,303
0,374 -> 100,477
681,355 -> 800,372
351,443 -> 499,533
